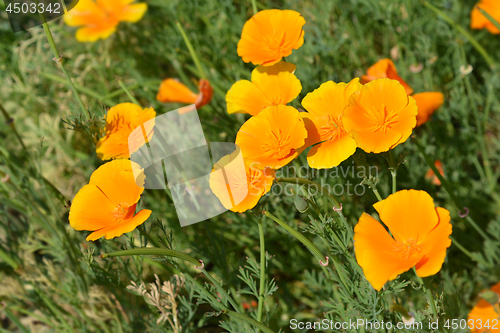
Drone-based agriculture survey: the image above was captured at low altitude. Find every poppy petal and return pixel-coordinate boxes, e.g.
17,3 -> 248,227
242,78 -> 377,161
156,79 -> 198,104
86,209 -> 152,241
413,92 -> 444,126
118,3 -> 147,22
307,134 -> 357,169
226,80 -> 270,115
69,184 -> 117,231
415,207 -> 452,277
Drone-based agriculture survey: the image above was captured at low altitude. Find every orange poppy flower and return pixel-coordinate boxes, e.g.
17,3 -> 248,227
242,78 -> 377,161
300,78 -> 362,169
471,0 -> 500,34
413,92 -> 444,126
343,78 -> 417,154
156,78 -> 213,111
361,59 -> 413,95
209,149 -> 275,213
96,103 -> 156,161
69,159 -> 152,241
354,189 -> 452,291
226,61 -> 302,116
237,9 -> 305,66
468,283 -> 500,333
64,0 -> 147,42
425,160 -> 445,186
235,105 -> 307,169
361,59 -> 444,126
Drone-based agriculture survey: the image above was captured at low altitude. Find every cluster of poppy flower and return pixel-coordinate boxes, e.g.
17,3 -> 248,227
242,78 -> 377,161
204,8 -> 455,292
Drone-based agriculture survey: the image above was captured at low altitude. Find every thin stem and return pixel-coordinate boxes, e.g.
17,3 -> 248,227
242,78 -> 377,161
413,269 -> 443,331
118,80 -> 140,105
423,1 -> 495,68
389,150 -> 397,194
0,101 -> 26,150
450,236 -> 491,267
200,268 -> 243,314
414,138 -> 490,241
101,247 -> 202,266
256,219 -> 266,328
39,16 -> 89,118
276,177 -> 353,239
251,0 -> 258,15
371,186 -> 383,202
175,21 -> 206,79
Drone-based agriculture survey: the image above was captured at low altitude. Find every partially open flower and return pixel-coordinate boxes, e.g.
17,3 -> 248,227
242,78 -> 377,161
209,149 -> 275,213
425,160 -> 445,186
157,78 -> 213,111
468,282 -> 500,333
64,0 -> 147,42
237,9 -> 305,66
69,159 -> 151,241
300,78 -> 362,169
343,78 -> 417,154
361,58 -> 413,95
354,189 -> 452,291
413,92 -> 445,126
96,103 -> 156,160
226,61 -> 301,116
471,1 -> 500,34
235,105 -> 307,169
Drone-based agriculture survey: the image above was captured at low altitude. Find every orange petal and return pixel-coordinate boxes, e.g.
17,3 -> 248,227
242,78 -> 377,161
471,3 -> 500,34
354,213 -> 424,291
237,9 -> 305,66
75,25 -> 117,43
415,207 -> 452,277
117,3 -> 147,22
413,92 -> 444,126
373,189 -> 439,244
69,184 -> 118,231
195,79 -> 214,109
307,134 -> 357,169
226,80 -> 271,116
89,159 -> 145,206
86,209 -> 151,241
156,79 -> 198,104
468,282 -> 500,333
361,59 -> 414,95
235,105 -> 307,169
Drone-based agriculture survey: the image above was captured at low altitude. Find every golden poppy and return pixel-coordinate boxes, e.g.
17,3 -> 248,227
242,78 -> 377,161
226,61 -> 302,116
413,92 -> 445,126
425,160 -> 445,186
237,9 -> 305,66
361,59 -> 444,126
209,149 -> 275,213
471,0 -> 500,34
69,159 -> 151,241
300,78 -> 362,169
156,78 -> 213,111
354,189 -> 452,291
96,103 -> 156,161
343,78 -> 418,154
64,0 -> 147,42
361,59 -> 413,95
468,282 -> 500,333
235,105 -> 307,169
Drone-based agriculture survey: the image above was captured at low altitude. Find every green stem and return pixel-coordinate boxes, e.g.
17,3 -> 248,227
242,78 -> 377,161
175,22 -> 207,79
101,248 -> 201,266
423,1 -> 495,68
413,269 -> 442,331
414,138 -> 490,241
251,0 -> 258,15
118,80 -> 140,105
450,236 -> 490,267
371,187 -> 383,202
0,101 -> 26,150
200,268 -> 243,314
276,177 -> 353,239
389,150 -> 397,194
225,310 -> 275,333
39,17 -> 89,118
256,219 -> 266,328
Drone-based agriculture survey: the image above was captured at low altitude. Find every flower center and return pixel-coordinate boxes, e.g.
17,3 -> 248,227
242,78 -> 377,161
366,106 -> 399,133
393,238 -> 422,260
261,129 -> 293,159
112,203 -> 132,221
320,115 -> 346,141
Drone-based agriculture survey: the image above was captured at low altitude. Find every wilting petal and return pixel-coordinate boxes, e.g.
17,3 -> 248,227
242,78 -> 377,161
195,79 -> 214,109
373,189 -> 439,244
86,209 -> 152,241
354,213 -> 424,291
413,92 -> 444,126
415,207 -> 452,277
237,9 -> 305,66
236,105 -> 307,169
307,134 -> 357,169
361,58 -> 414,95
157,79 -> 198,104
